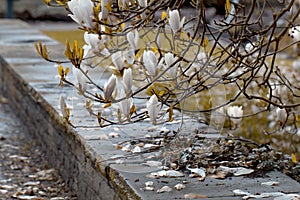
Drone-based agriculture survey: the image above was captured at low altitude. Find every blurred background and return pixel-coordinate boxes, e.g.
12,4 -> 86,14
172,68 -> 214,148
0,0 -> 84,45
0,0 -> 68,20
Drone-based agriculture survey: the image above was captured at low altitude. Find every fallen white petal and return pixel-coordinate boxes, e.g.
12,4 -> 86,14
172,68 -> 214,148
0,189 -> 8,194
143,160 -> 162,167
115,159 -> 124,164
0,184 -> 16,190
17,195 -> 39,200
110,154 -> 124,159
144,144 -> 160,149
261,181 -> 279,186
121,144 -> 131,152
187,167 -> 206,178
234,168 -> 254,176
274,194 -> 300,200
219,166 -> 254,176
243,192 -> 285,199
174,183 -> 186,191
144,186 -> 155,191
132,146 -> 142,153
145,181 -> 153,186
157,170 -> 185,177
157,186 -> 172,193
232,189 -> 252,196
23,181 -> 40,186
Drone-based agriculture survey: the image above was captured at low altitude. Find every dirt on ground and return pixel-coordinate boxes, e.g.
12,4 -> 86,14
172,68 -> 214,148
0,98 -> 77,200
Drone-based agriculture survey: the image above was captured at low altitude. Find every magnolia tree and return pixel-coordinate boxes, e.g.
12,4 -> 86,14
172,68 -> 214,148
37,0 -> 300,134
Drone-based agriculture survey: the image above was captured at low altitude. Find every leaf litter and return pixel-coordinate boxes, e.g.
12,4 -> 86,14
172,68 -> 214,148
112,128 -> 300,195
0,104 -> 76,199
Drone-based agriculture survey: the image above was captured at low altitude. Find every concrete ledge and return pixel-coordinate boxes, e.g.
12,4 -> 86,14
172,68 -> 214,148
0,19 -> 300,200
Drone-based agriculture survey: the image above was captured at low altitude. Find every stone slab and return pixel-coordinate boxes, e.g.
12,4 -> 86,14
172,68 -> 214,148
0,19 -> 299,200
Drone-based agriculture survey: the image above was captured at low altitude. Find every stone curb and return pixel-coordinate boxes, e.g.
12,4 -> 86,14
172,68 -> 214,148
1,19 -> 300,200
0,20 -> 122,200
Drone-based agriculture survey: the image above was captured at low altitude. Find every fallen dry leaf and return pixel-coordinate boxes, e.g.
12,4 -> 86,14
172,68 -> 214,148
208,170 -> 228,179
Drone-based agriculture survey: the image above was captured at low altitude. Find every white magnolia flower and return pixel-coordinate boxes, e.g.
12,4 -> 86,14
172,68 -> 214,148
82,45 -> 94,66
122,68 -> 133,97
82,45 -> 109,67
112,51 -> 125,71
276,108 -> 287,124
227,106 -> 243,125
156,34 -> 162,49
138,0 -> 147,7
127,30 -> 139,50
60,95 -> 70,120
72,65 -> 88,94
84,32 -> 108,53
164,52 -> 179,78
125,49 -> 135,65
68,0 -> 94,29
146,95 -> 161,124
119,97 -> 133,120
168,9 -> 185,34
82,32 -> 110,66
197,52 -> 207,62
104,74 -> 117,100
143,50 -> 157,77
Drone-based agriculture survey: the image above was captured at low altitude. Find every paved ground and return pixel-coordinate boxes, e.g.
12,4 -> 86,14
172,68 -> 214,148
0,96 -> 77,200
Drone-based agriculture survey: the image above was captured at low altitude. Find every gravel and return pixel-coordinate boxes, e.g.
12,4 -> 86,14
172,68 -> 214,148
0,98 -> 77,200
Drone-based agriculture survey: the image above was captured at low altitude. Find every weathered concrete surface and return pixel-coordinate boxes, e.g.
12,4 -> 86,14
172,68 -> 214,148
0,19 -> 300,200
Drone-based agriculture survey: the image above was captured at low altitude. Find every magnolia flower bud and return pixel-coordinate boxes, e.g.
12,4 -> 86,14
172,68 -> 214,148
147,95 -> 160,125
227,106 -> 243,125
122,68 -> 133,97
127,30 -> 139,51
60,95 -> 70,121
168,9 -> 185,34
112,51 -> 125,71
119,97 -> 133,120
84,32 -> 108,53
67,0 -> 94,29
72,66 -> 87,94
164,52 -> 179,78
143,50 -> 157,77
104,74 -> 117,101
